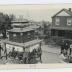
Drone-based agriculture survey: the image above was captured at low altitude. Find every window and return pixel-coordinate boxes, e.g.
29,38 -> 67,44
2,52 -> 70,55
55,18 -> 60,25
67,18 -> 72,25
13,34 -> 16,37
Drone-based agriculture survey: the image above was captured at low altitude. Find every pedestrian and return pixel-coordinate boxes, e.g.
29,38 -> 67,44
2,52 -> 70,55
12,47 -> 15,52
38,48 -> 42,62
12,47 -> 16,58
65,42 -> 69,50
63,48 -> 67,56
60,40 -> 65,54
23,52 -> 28,64
65,41 -> 70,55
59,53 -> 67,63
69,44 -> 72,55
0,44 -> 3,59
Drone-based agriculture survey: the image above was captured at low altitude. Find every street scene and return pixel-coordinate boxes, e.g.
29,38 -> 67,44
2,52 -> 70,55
0,40 -> 61,64
41,44 -> 60,63
0,5 -> 72,64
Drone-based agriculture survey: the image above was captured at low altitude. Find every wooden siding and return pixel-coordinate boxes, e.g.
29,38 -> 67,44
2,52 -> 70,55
52,16 -> 72,28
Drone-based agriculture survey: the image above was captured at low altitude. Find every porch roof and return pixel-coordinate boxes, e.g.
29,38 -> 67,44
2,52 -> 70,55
51,26 -> 72,30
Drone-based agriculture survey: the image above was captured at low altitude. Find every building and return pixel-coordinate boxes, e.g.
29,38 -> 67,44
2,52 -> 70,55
4,20 -> 42,55
8,24 -> 40,43
51,8 -> 72,39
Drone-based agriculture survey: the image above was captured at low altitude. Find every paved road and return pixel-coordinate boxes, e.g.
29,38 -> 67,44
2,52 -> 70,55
41,45 -> 61,63
42,51 -> 60,63
0,40 -> 62,64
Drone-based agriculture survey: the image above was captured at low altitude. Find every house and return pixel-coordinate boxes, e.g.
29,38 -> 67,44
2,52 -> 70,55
51,8 -> 72,39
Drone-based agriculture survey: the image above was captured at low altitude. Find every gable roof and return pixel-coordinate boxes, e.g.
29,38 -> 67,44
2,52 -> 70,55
52,8 -> 72,18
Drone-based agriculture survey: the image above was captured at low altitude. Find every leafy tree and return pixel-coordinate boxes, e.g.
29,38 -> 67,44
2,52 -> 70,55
41,21 -> 48,37
9,14 -> 16,21
0,13 -> 12,38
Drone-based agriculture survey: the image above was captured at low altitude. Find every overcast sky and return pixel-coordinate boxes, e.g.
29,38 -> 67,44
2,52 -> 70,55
0,4 -> 72,22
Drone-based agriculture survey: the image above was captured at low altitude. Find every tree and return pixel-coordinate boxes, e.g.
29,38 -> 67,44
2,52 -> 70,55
0,13 -> 12,38
41,21 -> 52,44
9,14 -> 16,21
41,21 -> 48,37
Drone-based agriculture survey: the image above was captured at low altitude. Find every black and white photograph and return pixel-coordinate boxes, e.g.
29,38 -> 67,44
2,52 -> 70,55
0,4 -> 72,65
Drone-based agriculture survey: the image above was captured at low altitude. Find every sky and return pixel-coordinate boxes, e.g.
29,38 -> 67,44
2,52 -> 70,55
0,4 -> 72,22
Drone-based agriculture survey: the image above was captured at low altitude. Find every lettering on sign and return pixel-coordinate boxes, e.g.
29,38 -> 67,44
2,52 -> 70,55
6,44 -> 23,54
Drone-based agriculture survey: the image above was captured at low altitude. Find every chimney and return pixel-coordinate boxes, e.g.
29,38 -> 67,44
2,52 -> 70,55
69,8 -> 71,12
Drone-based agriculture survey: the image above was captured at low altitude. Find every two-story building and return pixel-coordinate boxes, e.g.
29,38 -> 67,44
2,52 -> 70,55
51,8 -> 72,39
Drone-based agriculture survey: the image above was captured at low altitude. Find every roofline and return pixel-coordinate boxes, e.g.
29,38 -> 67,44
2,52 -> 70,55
51,9 -> 64,18
51,8 -> 72,18
50,26 -> 72,30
